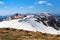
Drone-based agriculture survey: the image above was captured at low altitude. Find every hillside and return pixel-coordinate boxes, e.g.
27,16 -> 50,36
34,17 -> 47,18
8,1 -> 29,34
0,28 -> 60,40
0,13 -> 60,40
0,14 -> 60,34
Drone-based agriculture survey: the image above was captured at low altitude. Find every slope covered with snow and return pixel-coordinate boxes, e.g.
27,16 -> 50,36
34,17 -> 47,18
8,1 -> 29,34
0,16 -> 60,34
0,19 -> 36,31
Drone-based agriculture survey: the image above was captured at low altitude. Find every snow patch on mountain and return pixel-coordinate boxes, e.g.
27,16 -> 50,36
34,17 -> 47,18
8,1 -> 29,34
0,16 -> 60,34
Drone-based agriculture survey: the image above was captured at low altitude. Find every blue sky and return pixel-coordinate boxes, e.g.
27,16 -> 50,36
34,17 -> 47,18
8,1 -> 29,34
0,0 -> 60,16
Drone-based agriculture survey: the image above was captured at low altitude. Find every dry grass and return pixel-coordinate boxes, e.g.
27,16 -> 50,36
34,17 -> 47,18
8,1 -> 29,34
0,28 -> 60,40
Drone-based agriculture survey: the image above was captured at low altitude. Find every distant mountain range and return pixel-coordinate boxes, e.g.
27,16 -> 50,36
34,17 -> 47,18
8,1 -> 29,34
0,13 -> 60,19
0,16 -> 7,21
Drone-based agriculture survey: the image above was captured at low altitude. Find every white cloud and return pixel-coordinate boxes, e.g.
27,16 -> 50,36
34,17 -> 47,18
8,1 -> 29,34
28,6 -> 35,8
35,1 -> 53,6
0,1 -> 4,4
38,1 -> 47,4
46,3 -> 52,5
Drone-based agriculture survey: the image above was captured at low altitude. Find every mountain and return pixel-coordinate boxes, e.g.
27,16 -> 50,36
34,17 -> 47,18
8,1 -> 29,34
0,13 -> 60,35
0,16 -> 7,21
39,13 -> 60,30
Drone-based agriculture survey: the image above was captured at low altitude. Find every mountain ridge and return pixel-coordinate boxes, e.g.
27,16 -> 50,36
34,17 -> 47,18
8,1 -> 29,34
0,13 -> 60,34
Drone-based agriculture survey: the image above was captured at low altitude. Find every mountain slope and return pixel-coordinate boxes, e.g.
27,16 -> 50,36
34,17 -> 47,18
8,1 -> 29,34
0,28 -> 60,40
0,15 -> 60,34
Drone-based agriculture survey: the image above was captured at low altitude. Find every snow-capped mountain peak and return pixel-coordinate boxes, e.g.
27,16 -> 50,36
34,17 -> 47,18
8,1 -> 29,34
0,14 -> 60,34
